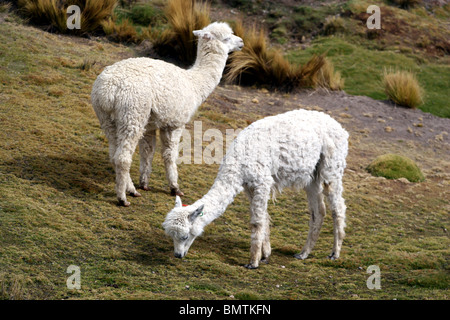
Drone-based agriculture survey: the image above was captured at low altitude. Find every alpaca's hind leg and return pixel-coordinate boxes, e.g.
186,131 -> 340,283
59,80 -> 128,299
245,184 -> 271,269
261,220 -> 271,264
295,180 -> 326,260
325,179 -> 346,260
99,117 -> 141,197
160,126 -> 184,196
98,116 -> 117,169
113,129 -> 142,206
139,128 -> 157,191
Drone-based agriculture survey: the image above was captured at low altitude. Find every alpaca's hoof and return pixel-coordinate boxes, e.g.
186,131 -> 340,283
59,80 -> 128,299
118,199 -> 131,207
244,263 -> 259,269
294,252 -> 308,260
170,188 -> 184,196
260,258 -> 270,264
328,252 -> 339,260
130,191 -> 142,197
140,185 -> 150,191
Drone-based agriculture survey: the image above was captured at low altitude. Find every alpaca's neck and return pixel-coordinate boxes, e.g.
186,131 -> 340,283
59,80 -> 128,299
188,42 -> 228,101
193,167 -> 243,229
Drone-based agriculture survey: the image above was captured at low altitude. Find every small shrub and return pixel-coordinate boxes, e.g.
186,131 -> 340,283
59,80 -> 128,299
17,0 -> 117,34
367,154 -> 425,182
322,16 -> 345,35
383,69 -> 424,108
78,58 -> 96,71
118,0 -> 137,8
271,23 -> 288,45
101,18 -> 139,44
0,2 -> 12,13
18,0 -> 67,32
79,0 -> 118,33
316,57 -> 344,90
415,35 -> 431,49
234,291 -> 261,300
225,22 -> 331,92
366,29 -> 383,40
149,0 -> 210,65
293,5 -> 327,34
129,4 -> 162,26
388,0 -> 422,9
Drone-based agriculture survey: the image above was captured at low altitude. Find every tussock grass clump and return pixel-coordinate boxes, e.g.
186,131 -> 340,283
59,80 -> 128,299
225,22 -> 343,92
322,16 -> 346,35
77,58 -> 96,71
101,17 -> 140,44
18,0 -> 67,32
17,0 -> 117,34
128,3 -> 162,26
383,69 -> 424,108
149,0 -> 210,65
316,57 -> 344,90
367,153 -> 425,182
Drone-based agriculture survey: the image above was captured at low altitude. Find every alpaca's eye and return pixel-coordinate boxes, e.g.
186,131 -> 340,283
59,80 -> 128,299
224,37 -> 231,42
180,235 -> 188,241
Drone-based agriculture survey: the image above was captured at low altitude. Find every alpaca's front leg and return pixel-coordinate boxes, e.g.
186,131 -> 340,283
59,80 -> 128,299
245,186 -> 270,269
139,128 -> 157,190
245,221 -> 266,269
326,180 -> 346,260
160,127 -> 184,196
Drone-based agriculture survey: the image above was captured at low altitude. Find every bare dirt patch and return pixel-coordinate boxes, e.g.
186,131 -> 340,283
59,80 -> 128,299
204,85 -> 450,179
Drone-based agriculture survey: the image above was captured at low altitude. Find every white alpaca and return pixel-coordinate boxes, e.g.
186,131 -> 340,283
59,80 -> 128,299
91,22 -> 243,206
163,109 -> 349,269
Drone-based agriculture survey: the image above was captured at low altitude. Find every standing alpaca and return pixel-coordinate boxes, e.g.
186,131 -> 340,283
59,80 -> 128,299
163,109 -> 349,269
91,22 -> 243,206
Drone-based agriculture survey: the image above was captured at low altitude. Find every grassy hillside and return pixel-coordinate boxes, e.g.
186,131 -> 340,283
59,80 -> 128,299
287,36 -> 450,117
0,8 -> 449,300
11,0 -> 450,116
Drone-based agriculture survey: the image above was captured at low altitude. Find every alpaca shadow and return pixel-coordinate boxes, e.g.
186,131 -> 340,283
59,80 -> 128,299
145,186 -> 172,196
2,153 -> 174,200
1,154 -> 114,198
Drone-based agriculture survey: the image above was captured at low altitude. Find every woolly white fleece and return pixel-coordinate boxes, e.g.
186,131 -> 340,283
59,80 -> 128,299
91,22 -> 243,205
163,109 -> 349,268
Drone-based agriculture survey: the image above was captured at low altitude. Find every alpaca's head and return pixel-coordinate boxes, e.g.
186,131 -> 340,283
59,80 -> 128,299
193,22 -> 243,54
162,196 -> 205,258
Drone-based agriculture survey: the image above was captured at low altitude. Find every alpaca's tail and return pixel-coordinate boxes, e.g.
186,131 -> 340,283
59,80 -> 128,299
91,72 -> 116,114
315,130 -> 349,184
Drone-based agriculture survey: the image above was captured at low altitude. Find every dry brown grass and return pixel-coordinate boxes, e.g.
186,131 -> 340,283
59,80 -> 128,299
322,16 -> 346,36
383,69 -> 424,108
101,17 -> 139,43
17,0 -> 117,34
316,57 -> 344,91
149,0 -> 211,65
0,18 -> 449,300
225,21 -> 334,92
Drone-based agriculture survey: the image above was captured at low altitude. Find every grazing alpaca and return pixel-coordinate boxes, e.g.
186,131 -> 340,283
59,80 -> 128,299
91,22 -> 243,206
163,109 -> 349,269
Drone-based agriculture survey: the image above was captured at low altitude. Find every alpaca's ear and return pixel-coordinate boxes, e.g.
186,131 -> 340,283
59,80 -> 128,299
189,205 -> 204,223
193,30 -> 214,41
175,195 -> 182,208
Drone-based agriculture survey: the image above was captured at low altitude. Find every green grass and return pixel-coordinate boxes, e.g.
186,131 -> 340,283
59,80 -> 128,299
0,12 -> 449,300
287,36 -> 450,118
367,154 -> 425,182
